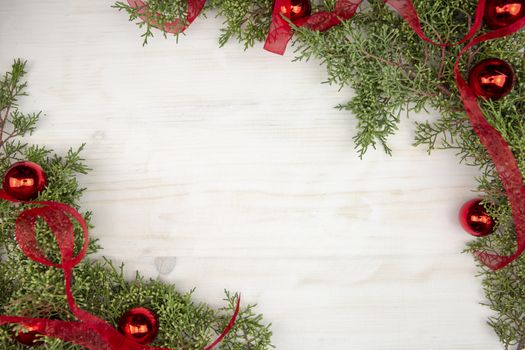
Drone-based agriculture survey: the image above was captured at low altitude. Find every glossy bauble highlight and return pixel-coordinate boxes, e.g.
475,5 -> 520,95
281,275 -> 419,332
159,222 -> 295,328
459,199 -> 496,237
2,161 -> 47,200
279,0 -> 311,21
484,0 -> 525,29
468,58 -> 514,100
118,307 -> 159,345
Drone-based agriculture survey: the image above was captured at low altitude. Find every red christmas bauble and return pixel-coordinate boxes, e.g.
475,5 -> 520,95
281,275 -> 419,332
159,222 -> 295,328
468,58 -> 514,100
279,0 -> 312,21
2,161 -> 47,201
484,0 -> 525,29
118,307 -> 159,345
13,325 -> 44,347
459,199 -> 496,237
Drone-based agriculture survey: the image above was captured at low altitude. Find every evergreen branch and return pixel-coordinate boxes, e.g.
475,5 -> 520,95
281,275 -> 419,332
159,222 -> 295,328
211,0 -> 274,49
113,0 -> 188,45
0,60 -> 272,349
0,59 -> 29,150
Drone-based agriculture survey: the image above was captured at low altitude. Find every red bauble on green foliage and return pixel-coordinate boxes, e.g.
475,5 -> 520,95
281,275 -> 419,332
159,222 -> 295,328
468,58 -> 515,100
459,199 -> 496,237
118,307 -> 159,345
484,0 -> 525,29
13,325 -> 44,347
2,161 -> 47,200
279,0 -> 311,21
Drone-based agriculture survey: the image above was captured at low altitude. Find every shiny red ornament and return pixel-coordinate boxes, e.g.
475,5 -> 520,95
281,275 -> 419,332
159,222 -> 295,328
459,199 -> 496,237
0,191 -> 240,349
484,0 -> 525,29
2,161 -> 47,201
117,307 -> 159,345
279,0 -> 312,21
468,58 -> 515,100
14,325 -> 44,347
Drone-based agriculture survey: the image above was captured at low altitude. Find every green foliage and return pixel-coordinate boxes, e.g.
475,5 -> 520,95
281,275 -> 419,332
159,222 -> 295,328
296,1 -> 525,346
113,0 -> 276,48
0,60 -> 272,349
113,0 -> 189,45
115,0 -> 525,347
211,0 -> 273,49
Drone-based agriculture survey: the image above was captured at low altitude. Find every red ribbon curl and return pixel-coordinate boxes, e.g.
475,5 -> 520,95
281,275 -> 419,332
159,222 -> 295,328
265,0 -> 525,269
264,0 -> 363,55
383,0 -> 525,270
127,0 -> 206,34
0,190 -> 240,349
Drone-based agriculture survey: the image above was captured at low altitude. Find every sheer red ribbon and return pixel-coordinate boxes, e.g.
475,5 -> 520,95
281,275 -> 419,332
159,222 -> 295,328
384,0 -> 525,270
264,0 -> 363,55
265,0 -> 525,269
0,190 -> 240,349
127,0 -> 206,34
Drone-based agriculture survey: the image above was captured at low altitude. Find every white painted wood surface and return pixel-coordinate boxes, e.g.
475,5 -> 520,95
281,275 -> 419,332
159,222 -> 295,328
0,1 -> 503,349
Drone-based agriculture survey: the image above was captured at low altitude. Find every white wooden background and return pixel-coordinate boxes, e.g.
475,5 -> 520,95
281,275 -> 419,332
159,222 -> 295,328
0,1 -> 503,349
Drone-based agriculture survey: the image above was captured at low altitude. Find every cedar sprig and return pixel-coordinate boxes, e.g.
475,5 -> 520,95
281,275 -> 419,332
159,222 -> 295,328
119,0 -> 525,346
113,0 -> 189,45
211,0 -> 274,49
0,60 -> 273,349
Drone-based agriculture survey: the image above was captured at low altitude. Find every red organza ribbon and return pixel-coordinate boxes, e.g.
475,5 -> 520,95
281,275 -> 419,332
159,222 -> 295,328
127,0 -> 206,34
268,0 -> 525,269
383,0 -> 525,270
0,190 -> 240,349
264,0 -> 363,55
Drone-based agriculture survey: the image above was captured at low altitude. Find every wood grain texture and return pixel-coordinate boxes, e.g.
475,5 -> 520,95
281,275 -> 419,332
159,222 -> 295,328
0,1 -> 502,349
